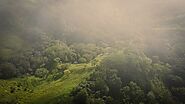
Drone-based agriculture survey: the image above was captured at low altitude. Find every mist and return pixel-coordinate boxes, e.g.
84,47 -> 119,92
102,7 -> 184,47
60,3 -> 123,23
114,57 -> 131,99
36,0 -> 185,39
35,0 -> 185,59
1,0 -> 185,39
1,1 -> 185,103
0,0 -> 185,56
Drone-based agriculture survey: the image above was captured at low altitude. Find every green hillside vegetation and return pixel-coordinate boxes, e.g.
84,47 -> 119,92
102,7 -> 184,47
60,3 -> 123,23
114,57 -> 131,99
0,0 -> 185,104
0,55 -> 103,104
71,50 -> 176,104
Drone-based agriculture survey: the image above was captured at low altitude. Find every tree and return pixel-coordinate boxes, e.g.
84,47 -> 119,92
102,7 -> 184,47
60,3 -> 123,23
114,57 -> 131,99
94,78 -> 109,95
106,69 -> 122,98
89,98 -> 105,104
102,51 -> 151,89
73,89 -> 89,104
120,81 -> 145,104
44,41 -> 75,69
146,91 -> 157,104
150,78 -> 174,104
0,63 -> 17,79
171,87 -> 185,103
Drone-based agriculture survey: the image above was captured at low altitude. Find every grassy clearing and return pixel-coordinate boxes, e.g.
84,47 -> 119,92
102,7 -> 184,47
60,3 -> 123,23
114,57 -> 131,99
29,64 -> 94,104
0,55 -> 104,104
0,64 -> 94,104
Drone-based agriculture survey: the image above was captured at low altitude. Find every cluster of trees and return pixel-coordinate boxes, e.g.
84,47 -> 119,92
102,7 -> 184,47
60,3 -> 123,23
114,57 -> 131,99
144,31 -> 185,103
0,1 -> 185,104
0,35 -> 102,79
71,50 -> 185,104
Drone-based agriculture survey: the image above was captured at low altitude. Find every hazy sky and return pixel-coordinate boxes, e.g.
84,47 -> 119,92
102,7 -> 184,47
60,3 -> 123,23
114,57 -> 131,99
1,0 -> 185,39
36,0 -> 185,38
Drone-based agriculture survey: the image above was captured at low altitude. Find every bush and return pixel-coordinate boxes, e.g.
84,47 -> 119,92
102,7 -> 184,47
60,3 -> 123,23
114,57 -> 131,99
64,70 -> 71,76
57,64 -> 69,71
78,57 -> 87,63
35,68 -> 49,78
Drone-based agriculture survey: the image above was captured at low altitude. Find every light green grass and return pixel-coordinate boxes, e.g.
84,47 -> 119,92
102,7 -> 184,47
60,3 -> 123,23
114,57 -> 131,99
28,64 -> 94,104
0,54 -> 104,104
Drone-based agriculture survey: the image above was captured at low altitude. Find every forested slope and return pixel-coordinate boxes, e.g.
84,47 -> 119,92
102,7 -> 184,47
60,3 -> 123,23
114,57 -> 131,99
0,0 -> 185,104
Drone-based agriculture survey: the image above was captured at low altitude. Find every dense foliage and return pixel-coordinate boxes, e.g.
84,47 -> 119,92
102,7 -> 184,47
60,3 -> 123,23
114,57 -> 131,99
0,0 -> 185,104
0,37 -> 102,79
71,50 -> 185,104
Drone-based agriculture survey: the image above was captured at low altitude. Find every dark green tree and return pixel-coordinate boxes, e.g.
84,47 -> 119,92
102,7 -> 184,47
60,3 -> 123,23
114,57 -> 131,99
0,63 -> 17,79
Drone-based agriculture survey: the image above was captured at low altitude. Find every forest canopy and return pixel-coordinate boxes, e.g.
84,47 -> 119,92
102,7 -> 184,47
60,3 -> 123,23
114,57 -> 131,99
0,0 -> 185,104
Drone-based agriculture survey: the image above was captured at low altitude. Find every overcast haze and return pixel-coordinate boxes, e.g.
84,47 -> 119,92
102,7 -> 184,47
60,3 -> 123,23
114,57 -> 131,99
1,0 -> 185,37
37,0 -> 185,37
0,0 -> 185,44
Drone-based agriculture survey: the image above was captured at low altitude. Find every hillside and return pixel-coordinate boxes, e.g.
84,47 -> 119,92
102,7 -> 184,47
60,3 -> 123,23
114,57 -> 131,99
0,55 -> 103,104
0,0 -> 185,104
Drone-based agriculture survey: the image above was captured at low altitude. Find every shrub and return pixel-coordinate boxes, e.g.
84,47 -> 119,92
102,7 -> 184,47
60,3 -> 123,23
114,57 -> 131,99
35,68 -> 49,78
64,70 -> 71,76
78,57 -> 87,63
